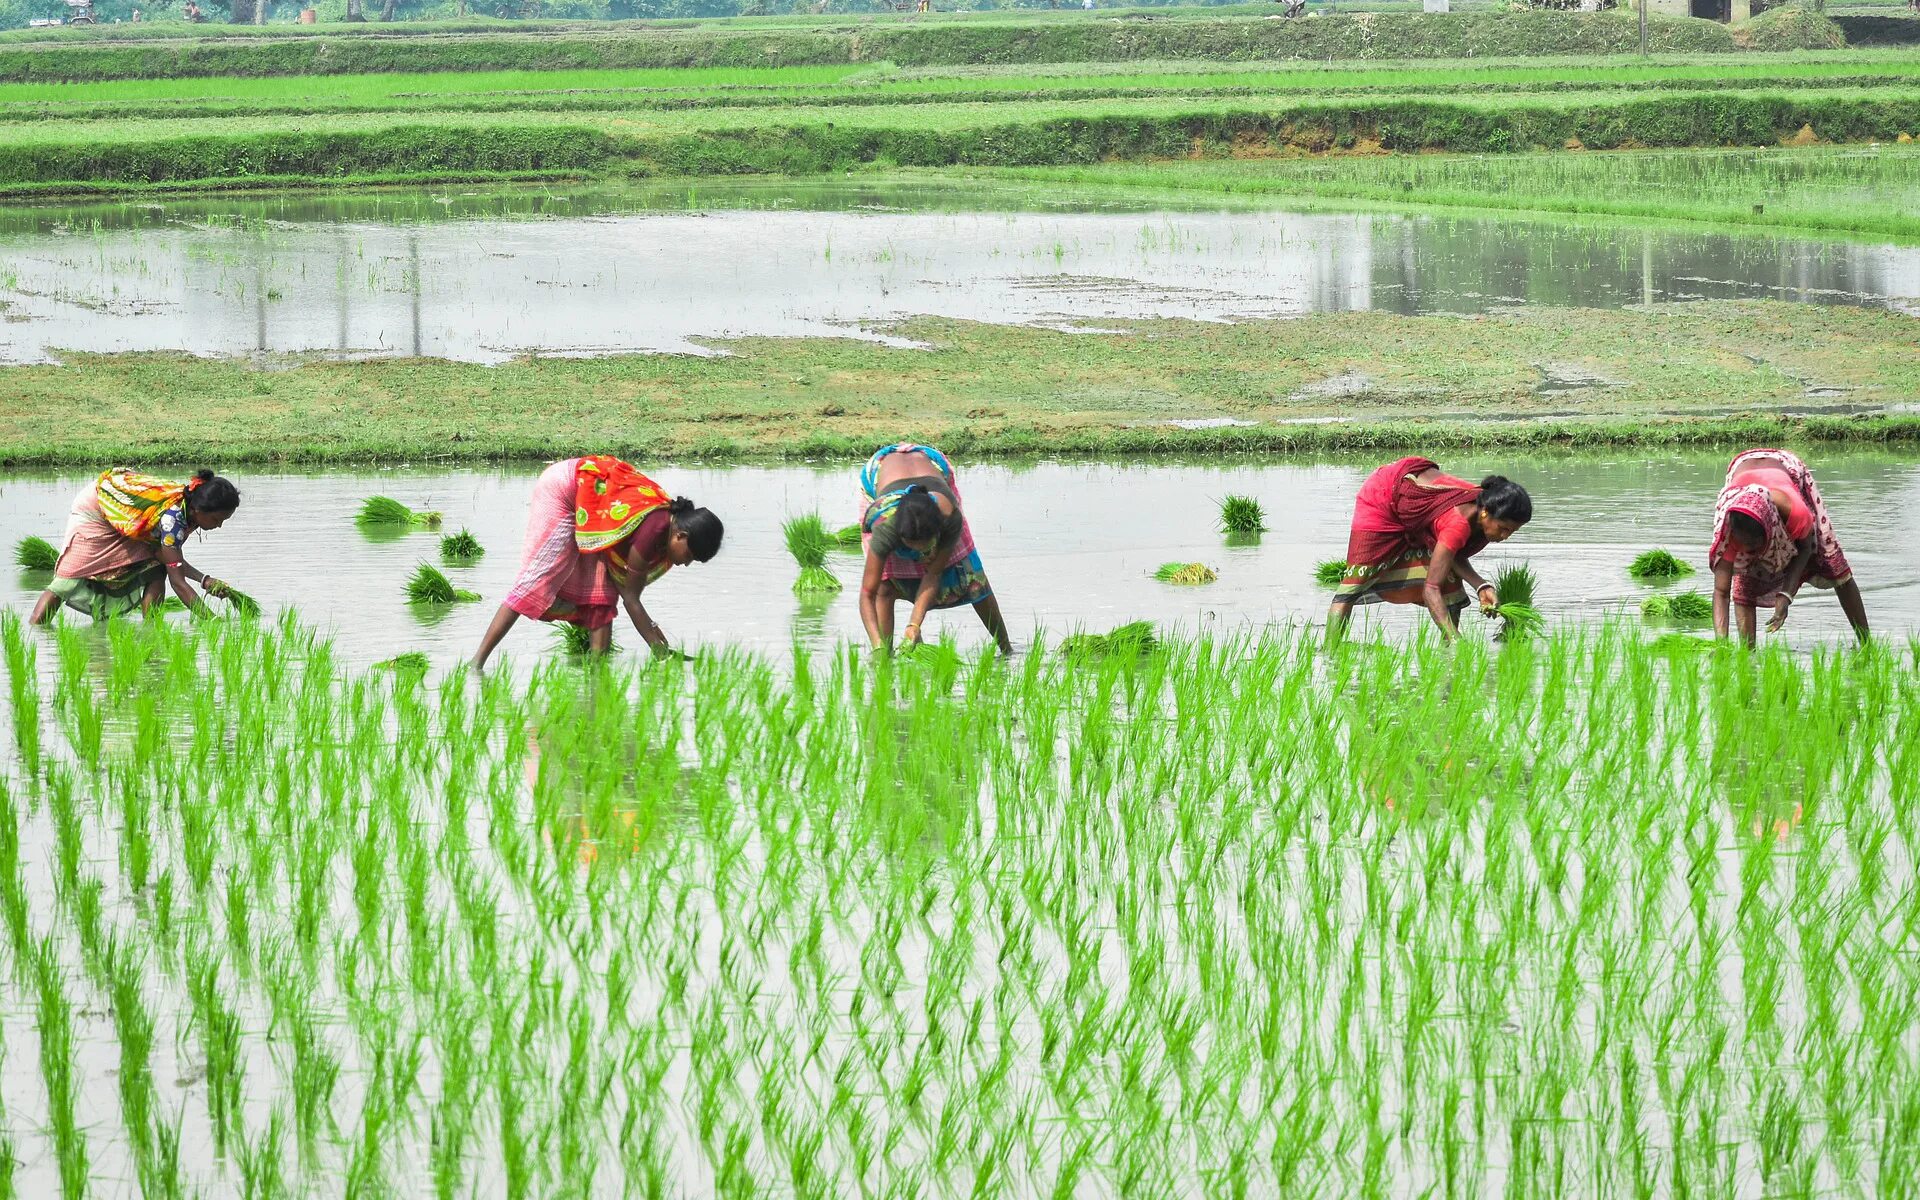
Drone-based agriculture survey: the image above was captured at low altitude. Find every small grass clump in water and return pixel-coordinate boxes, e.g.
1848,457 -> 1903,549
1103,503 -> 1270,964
1489,562 -> 1543,640
439,529 -> 484,564
404,563 -> 480,605
1218,494 -> 1266,534
783,515 -> 841,595
831,523 -> 864,550
1314,558 -> 1349,587
1628,548 -> 1694,580
1060,620 -> 1157,662
14,536 -> 56,571
1643,589 -> 1712,622
1153,562 -> 1217,585
356,496 -> 442,530
375,651 -> 431,673
554,622 -> 613,655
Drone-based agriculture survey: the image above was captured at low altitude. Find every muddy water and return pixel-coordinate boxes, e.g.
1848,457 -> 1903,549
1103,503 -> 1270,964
0,179 -> 1915,363
5,449 -> 1916,668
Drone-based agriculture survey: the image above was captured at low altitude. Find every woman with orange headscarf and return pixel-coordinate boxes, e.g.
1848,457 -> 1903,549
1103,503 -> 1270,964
29,468 -> 245,624
471,456 -> 724,669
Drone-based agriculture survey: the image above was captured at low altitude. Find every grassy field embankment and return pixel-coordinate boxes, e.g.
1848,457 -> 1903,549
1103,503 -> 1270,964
0,11 -> 1759,81
0,62 -> 1917,193
3,301 -> 1915,465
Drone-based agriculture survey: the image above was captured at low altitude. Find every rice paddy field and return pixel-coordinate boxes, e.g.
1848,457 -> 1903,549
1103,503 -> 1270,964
4,578 -> 1920,1196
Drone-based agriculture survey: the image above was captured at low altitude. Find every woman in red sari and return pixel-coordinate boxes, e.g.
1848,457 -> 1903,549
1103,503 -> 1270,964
1326,457 -> 1532,640
1709,449 -> 1867,646
471,456 -> 723,670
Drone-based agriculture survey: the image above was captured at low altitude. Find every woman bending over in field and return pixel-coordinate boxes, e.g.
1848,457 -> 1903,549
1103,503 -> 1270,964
1326,457 -> 1532,641
471,455 -> 723,670
1710,449 -> 1867,647
29,468 -> 244,624
858,443 -> 1012,654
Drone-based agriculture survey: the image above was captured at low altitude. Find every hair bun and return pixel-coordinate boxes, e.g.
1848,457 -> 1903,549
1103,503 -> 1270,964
1479,474 -> 1509,489
667,496 -> 694,515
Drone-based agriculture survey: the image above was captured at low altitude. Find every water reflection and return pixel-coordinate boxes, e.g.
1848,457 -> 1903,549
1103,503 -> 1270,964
0,182 -> 1915,364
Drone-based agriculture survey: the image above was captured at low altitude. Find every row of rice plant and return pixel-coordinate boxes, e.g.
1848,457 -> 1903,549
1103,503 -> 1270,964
0,611 -> 1913,1195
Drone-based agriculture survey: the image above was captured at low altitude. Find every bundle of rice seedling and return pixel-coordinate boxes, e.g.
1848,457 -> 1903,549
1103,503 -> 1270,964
784,515 -> 841,595
375,651 -> 431,673
1641,589 -> 1712,623
1314,559 -> 1349,587
1152,562 -> 1217,586
831,523 -> 865,550
217,583 -> 262,618
13,536 -> 56,571
1628,548 -> 1694,581
405,563 -> 480,605
1490,563 -> 1544,640
440,530 -> 485,563
1650,632 -> 1711,654
554,623 -> 609,656
1060,620 -> 1158,662
356,496 -> 442,530
1218,495 -> 1266,534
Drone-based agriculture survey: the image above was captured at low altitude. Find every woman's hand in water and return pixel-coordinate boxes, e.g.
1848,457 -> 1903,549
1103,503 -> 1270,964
1767,596 -> 1792,634
901,622 -> 923,647
1477,584 -> 1498,614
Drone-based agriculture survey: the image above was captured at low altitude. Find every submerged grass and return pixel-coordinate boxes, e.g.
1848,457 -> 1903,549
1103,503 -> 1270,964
0,617 -> 1910,1196
13,535 -> 55,571
1152,561 -> 1217,585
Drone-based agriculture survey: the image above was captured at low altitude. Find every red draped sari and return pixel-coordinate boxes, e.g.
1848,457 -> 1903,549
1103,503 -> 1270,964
1333,457 -> 1486,610
505,456 -> 675,629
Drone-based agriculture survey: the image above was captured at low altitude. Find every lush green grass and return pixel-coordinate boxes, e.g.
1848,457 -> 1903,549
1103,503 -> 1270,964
1,612 -> 1913,1195
993,143 -> 1920,240
0,301 -> 1916,465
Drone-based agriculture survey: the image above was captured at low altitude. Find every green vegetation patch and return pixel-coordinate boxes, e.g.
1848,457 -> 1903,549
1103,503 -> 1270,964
13,535 -> 55,571
1629,548 -> 1696,580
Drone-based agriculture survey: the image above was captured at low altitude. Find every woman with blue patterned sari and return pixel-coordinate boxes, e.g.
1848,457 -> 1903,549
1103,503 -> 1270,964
857,444 -> 1012,654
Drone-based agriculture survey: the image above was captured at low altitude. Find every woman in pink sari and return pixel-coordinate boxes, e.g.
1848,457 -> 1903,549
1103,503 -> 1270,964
29,468 -> 243,624
471,456 -> 723,670
1710,449 -> 1867,646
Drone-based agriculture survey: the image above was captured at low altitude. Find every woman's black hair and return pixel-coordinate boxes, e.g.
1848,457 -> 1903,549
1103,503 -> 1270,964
1728,510 -> 1765,543
1477,475 -> 1532,525
187,469 -> 241,514
667,497 -> 723,563
894,488 -> 944,543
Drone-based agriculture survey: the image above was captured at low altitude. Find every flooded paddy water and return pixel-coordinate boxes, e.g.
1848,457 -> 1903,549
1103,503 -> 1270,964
0,178 -> 1917,363
5,449 -> 1919,668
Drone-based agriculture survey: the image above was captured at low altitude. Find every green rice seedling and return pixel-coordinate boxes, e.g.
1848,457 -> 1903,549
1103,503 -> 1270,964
440,529 -> 485,564
1644,589 -> 1712,623
1152,562 -> 1217,586
1218,494 -> 1266,534
1059,620 -> 1157,662
784,515 -> 841,595
1314,558 -> 1349,587
554,623 -> 613,656
405,563 -> 480,605
831,523 -> 865,550
376,651 -> 432,673
1490,562 -> 1544,640
1628,548 -> 1694,580
13,535 -> 56,571
356,495 -> 442,530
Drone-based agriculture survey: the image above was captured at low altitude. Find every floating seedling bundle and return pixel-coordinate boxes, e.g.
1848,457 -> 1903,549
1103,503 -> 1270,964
439,529 -> 485,563
831,523 -> 865,550
404,562 -> 480,604
783,514 -> 841,595
1629,548 -> 1695,580
0,615 -> 1912,1197
1643,589 -> 1713,623
14,535 -> 56,571
1314,558 -> 1349,587
355,496 -> 442,530
1218,494 -> 1266,534
1059,619 -> 1158,662
1153,561 -> 1217,585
